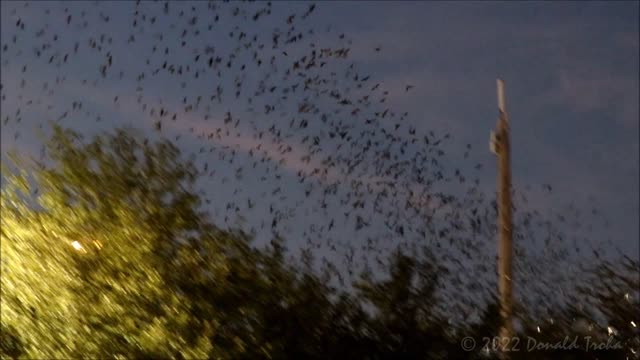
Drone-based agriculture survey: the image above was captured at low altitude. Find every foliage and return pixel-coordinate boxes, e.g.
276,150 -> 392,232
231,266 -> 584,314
1,126 -> 638,359
2,125 -> 213,358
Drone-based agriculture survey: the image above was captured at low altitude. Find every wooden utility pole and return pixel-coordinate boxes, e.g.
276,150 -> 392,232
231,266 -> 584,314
490,78 -> 514,358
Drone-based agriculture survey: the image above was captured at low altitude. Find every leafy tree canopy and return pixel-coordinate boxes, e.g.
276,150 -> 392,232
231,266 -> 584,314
1,126 -> 638,360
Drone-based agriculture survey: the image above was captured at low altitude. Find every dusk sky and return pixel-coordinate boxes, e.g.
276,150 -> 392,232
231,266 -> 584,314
1,0 -> 638,293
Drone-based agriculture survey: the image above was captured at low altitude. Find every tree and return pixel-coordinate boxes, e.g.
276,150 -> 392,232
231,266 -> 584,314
352,250 -> 456,359
576,256 -> 640,360
2,125 -> 637,360
1,125 -> 216,358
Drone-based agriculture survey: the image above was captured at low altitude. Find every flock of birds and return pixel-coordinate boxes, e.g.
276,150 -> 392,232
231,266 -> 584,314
0,0 -> 612,316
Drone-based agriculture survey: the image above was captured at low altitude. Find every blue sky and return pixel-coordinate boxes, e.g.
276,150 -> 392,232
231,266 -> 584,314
1,1 -> 638,308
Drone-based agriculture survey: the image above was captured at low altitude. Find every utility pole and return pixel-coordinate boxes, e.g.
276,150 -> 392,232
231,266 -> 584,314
490,78 -> 514,359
